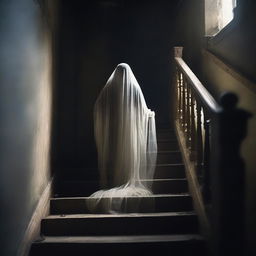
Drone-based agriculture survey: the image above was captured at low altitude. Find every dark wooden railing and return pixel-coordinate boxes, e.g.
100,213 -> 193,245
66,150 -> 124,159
172,47 -> 251,256
173,47 -> 220,204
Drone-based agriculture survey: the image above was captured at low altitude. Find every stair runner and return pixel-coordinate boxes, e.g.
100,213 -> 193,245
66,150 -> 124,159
29,128 -> 206,256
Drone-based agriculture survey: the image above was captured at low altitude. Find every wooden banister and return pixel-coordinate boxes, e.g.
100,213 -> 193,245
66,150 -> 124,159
175,57 -> 220,113
172,46 -> 251,256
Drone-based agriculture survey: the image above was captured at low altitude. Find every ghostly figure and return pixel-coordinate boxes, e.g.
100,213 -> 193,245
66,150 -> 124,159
87,63 -> 157,213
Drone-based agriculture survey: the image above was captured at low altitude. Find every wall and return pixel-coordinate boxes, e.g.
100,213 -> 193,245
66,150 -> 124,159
0,1 -> 55,255
175,1 -> 256,254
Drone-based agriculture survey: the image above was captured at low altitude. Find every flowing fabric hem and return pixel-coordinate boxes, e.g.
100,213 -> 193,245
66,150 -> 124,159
86,183 -> 153,214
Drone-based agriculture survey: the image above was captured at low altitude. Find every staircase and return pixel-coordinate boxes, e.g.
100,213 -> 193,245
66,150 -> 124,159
29,128 -> 206,256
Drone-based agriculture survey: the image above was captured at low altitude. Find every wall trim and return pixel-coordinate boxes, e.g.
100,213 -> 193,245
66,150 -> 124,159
17,177 -> 53,256
175,121 -> 210,238
202,49 -> 256,94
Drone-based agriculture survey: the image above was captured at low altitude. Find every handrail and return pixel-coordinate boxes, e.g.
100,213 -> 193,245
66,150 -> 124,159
175,57 -> 220,113
172,46 -> 251,256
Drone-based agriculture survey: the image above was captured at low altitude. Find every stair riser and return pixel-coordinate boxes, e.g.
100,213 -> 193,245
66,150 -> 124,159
55,182 -> 100,197
151,180 -> 188,194
154,165 -> 185,179
54,179 -> 188,197
30,240 -> 205,256
57,169 -> 99,180
50,196 -> 193,214
157,152 -> 182,164
41,215 -> 198,236
55,164 -> 185,182
158,141 -> 179,151
157,133 -> 176,140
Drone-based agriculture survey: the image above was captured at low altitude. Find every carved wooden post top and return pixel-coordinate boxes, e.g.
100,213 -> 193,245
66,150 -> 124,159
220,92 -> 252,118
219,91 -> 238,109
174,47 -> 183,58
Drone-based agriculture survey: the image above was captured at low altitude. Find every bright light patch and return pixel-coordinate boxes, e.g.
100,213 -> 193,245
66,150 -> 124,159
205,0 -> 236,36
219,0 -> 236,29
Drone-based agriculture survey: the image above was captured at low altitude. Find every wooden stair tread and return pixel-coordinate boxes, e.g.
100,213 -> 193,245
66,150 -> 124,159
156,163 -> 184,166
142,178 -> 186,181
45,211 -> 196,219
51,193 -> 190,200
41,211 -> 199,236
158,150 -> 180,153
36,234 -> 204,244
50,193 -> 193,214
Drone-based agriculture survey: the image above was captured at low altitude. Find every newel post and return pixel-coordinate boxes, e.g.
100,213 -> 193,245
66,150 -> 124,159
174,46 -> 183,58
212,92 -> 252,256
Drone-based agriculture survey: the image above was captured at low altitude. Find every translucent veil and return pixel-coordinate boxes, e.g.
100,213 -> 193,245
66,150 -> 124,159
87,63 -> 157,213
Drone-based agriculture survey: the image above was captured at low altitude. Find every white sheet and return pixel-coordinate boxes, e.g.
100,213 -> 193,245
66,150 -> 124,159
87,63 -> 157,213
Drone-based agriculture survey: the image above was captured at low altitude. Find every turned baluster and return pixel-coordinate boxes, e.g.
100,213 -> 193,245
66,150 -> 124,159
202,117 -> 211,202
186,83 -> 192,148
177,70 -> 182,122
190,90 -> 196,161
172,67 -> 179,120
177,71 -> 183,126
196,100 -> 203,178
173,46 -> 183,125
181,74 -> 186,132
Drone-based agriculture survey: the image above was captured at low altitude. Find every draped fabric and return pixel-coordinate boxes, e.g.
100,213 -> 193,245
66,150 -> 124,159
87,63 -> 157,213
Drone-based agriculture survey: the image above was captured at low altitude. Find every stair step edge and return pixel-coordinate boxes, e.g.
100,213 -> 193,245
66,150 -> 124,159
35,234 -> 204,244
58,178 -> 187,183
158,150 -> 181,153
44,211 -> 197,219
50,193 -> 191,200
